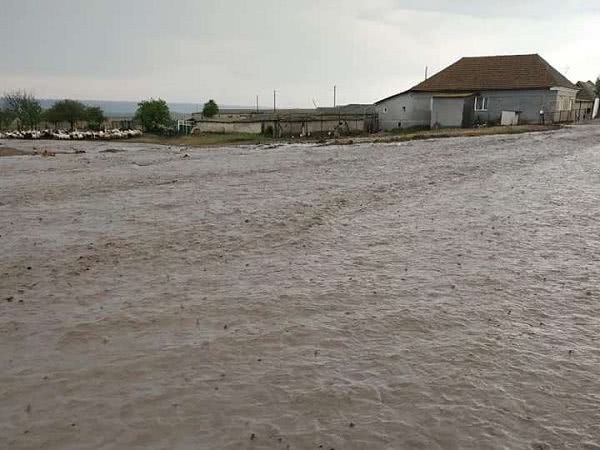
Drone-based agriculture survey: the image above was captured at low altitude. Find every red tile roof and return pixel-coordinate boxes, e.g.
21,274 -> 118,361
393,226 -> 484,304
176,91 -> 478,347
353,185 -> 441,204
411,54 -> 576,92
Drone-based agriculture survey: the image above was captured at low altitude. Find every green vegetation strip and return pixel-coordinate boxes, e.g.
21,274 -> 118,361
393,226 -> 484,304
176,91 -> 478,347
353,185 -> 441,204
130,125 -> 561,148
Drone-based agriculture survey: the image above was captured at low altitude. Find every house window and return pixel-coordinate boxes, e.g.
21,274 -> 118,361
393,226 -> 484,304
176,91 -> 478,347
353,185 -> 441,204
474,96 -> 488,111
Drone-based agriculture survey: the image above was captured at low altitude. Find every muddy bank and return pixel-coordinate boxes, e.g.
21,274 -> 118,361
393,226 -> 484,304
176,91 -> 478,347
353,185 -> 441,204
1,125 -> 600,449
0,147 -> 31,157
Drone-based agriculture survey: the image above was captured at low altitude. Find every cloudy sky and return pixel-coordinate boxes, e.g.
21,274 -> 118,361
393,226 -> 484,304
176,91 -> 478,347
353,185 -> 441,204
1,0 -> 598,107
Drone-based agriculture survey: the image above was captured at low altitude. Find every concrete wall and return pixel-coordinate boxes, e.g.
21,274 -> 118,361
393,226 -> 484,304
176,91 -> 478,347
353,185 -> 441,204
376,92 -> 432,130
554,87 -> 578,112
471,88 -> 579,124
193,121 -> 263,134
269,119 -> 368,136
193,118 -> 369,136
378,88 -> 578,129
303,119 -> 364,135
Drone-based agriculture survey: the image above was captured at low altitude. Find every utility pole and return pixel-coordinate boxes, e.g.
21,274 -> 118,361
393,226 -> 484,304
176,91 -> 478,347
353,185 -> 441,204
256,95 -> 259,113
273,90 -> 277,113
333,85 -> 337,108
425,66 -> 428,80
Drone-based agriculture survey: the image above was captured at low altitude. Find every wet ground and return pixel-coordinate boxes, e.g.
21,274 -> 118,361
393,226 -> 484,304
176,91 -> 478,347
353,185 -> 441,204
2,125 -> 600,449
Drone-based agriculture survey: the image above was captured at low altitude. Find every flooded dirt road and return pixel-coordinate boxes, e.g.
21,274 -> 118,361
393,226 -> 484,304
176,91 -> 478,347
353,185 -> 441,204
2,125 -> 600,449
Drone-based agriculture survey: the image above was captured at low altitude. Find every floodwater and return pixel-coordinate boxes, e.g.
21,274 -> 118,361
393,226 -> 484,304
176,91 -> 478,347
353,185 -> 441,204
2,125 -> 600,450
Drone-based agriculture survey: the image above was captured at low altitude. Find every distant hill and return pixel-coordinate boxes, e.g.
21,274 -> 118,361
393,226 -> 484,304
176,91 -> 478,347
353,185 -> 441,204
38,99 -> 253,118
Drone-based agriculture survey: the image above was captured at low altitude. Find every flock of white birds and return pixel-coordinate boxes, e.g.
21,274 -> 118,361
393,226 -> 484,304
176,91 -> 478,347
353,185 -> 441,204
0,129 -> 143,140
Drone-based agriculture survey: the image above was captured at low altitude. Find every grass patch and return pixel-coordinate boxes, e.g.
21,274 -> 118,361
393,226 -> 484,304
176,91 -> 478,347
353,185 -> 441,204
130,132 -> 273,147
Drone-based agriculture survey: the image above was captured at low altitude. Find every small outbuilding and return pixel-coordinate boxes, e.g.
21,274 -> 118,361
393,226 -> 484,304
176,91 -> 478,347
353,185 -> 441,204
190,105 -> 378,137
574,81 -> 596,121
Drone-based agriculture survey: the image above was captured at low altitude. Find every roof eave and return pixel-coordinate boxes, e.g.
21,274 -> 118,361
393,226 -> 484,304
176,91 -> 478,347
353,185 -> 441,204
412,86 -> 559,92
375,88 -> 414,105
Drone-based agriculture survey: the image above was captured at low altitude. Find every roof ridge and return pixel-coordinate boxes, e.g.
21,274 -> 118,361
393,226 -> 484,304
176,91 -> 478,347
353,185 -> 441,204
461,53 -> 539,58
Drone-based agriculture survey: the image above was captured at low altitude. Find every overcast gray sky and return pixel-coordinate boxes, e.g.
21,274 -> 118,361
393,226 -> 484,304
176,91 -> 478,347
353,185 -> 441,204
1,0 -> 598,107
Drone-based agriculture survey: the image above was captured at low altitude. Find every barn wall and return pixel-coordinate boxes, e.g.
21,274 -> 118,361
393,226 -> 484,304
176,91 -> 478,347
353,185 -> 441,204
193,118 -> 369,136
193,121 -> 263,133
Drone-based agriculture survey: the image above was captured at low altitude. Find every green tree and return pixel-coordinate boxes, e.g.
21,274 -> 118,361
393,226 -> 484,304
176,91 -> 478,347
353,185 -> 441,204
0,107 -> 16,130
202,99 -> 219,118
42,107 -> 60,128
134,98 -> 171,132
85,106 -> 106,130
2,90 -> 42,129
45,99 -> 87,130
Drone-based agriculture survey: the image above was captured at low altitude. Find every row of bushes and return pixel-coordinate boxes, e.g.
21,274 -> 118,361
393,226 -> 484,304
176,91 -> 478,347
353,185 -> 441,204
1,90 -> 222,134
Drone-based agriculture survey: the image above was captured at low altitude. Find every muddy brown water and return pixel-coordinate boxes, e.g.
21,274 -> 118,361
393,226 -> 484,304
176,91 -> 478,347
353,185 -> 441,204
1,125 -> 600,449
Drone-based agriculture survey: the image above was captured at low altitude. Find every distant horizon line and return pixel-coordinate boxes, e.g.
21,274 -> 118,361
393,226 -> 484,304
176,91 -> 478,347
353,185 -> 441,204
38,97 -> 259,106
35,98 -> 356,112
